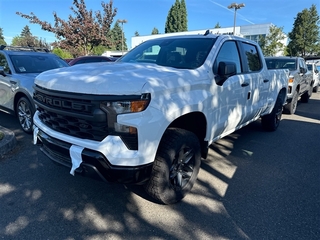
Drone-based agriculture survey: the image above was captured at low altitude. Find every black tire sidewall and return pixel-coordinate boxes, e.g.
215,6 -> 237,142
145,128 -> 201,204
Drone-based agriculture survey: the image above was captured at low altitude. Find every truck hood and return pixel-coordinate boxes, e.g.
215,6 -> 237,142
35,62 -> 183,95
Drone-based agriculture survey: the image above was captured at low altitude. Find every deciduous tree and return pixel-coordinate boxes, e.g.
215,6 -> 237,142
16,0 -> 117,56
259,25 -> 286,56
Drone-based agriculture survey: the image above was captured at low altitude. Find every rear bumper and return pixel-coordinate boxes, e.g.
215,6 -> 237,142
36,129 -> 153,184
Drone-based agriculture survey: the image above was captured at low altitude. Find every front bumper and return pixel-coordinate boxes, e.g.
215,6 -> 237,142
35,128 -> 153,184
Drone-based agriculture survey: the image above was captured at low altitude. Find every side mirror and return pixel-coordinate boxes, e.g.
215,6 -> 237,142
300,67 -> 307,74
0,66 -> 6,77
215,61 -> 237,85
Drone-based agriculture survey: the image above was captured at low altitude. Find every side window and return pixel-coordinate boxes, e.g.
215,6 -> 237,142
242,42 -> 262,72
0,53 -> 10,74
214,41 -> 241,74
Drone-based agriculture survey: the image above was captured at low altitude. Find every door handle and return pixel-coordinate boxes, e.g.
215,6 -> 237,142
263,79 -> 269,83
241,82 -> 249,87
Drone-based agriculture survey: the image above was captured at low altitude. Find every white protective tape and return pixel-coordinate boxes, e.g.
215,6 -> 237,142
69,145 -> 84,176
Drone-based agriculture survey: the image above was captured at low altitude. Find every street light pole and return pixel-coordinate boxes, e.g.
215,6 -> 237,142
117,19 -> 127,55
227,3 -> 245,35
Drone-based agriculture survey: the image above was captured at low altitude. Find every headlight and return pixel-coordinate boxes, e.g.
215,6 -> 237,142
99,93 -> 150,135
100,93 -> 150,114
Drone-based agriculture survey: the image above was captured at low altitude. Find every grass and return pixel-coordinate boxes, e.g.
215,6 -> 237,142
0,131 -> 4,140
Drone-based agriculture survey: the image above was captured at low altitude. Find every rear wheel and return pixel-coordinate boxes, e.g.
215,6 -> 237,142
261,94 -> 283,131
313,85 -> 319,93
16,97 -> 34,134
301,84 -> 312,103
144,128 -> 201,204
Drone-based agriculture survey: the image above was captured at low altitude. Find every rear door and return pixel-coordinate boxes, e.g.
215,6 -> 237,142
238,41 -> 269,122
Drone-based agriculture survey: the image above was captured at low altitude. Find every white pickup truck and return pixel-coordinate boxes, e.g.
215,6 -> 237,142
33,33 -> 288,204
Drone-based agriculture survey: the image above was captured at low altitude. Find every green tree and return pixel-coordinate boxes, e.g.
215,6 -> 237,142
287,4 -> 320,56
151,27 -> 159,35
214,22 -> 221,28
109,20 -> 127,51
165,0 -> 188,33
11,25 -> 50,48
0,28 -> 7,45
134,31 -> 140,36
52,47 -> 73,59
259,25 -> 286,56
16,0 -> 117,56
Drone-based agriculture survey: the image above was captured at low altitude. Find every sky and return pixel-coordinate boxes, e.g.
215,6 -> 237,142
1,0 -> 320,49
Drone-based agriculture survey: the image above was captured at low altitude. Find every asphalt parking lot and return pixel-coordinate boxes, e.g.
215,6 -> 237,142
0,92 -> 319,240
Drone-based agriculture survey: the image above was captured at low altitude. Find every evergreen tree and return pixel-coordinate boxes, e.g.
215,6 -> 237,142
287,4 -> 320,56
214,22 -> 221,28
260,25 -> 286,56
110,21 -> 127,51
0,28 -> 7,45
180,0 -> 187,31
165,0 -> 188,33
151,27 -> 159,35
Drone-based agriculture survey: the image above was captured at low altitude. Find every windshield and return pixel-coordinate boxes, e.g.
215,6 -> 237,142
10,54 -> 69,73
265,58 -> 296,71
118,37 -> 216,69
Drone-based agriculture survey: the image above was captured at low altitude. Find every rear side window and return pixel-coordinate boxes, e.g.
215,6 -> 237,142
242,42 -> 262,72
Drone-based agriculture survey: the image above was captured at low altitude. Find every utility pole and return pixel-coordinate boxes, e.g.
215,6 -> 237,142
117,19 -> 127,55
227,3 -> 245,35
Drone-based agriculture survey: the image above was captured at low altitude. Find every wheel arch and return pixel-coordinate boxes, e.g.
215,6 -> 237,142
167,111 -> 208,159
14,91 -> 36,115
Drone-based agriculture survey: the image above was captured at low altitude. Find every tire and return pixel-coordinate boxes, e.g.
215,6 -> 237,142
261,94 -> 283,131
283,90 -> 298,114
301,85 -> 312,103
16,97 -> 34,134
144,128 -> 201,204
313,84 -> 319,93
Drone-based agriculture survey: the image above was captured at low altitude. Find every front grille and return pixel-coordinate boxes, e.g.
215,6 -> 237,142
34,85 -> 139,149
34,86 -> 109,141
37,107 -> 108,140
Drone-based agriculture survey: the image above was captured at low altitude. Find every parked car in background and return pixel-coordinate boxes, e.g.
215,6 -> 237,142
68,55 -> 117,66
0,45 -> 69,133
265,56 -> 313,114
306,61 -> 319,92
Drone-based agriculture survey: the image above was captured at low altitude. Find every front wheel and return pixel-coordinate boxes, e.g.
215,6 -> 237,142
16,97 -> 34,134
283,90 -> 298,114
261,94 -> 283,131
144,128 -> 201,204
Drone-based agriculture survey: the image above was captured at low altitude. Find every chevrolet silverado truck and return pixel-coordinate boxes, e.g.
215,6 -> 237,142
33,33 -> 288,204
265,56 -> 313,114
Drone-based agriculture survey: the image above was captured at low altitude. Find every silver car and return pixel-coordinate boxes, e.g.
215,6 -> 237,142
0,46 -> 69,133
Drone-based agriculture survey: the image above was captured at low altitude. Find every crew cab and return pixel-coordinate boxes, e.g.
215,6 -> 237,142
265,56 -> 313,114
33,33 -> 288,204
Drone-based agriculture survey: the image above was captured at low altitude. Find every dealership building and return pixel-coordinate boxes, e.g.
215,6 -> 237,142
131,23 -> 287,56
